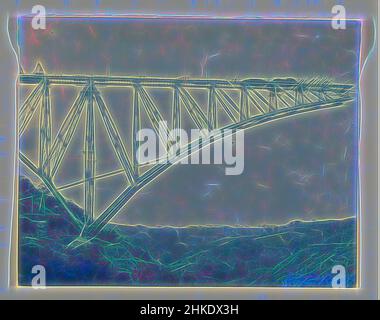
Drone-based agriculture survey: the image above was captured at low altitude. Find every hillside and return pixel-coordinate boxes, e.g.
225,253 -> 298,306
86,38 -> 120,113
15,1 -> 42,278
19,177 -> 357,287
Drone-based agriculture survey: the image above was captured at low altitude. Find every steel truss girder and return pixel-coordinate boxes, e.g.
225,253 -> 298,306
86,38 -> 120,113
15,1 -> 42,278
218,89 -> 240,114
214,89 -> 238,123
43,86 -> 89,177
18,70 -> 355,237
94,88 -> 136,184
137,86 -> 168,149
178,87 -> 209,130
19,82 -> 44,136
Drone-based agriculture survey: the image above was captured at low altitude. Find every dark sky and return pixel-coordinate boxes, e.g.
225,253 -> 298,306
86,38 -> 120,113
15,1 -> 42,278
19,17 -> 361,226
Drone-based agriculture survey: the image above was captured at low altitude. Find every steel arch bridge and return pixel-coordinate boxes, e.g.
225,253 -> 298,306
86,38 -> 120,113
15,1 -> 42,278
18,64 -> 355,237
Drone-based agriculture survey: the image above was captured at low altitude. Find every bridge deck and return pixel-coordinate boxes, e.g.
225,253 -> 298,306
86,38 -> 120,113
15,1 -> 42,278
19,74 -> 353,92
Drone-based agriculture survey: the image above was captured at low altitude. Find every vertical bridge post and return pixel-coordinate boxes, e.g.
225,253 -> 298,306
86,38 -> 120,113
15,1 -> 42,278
39,78 -> 52,178
208,86 -> 216,130
171,86 -> 181,156
132,85 -> 140,177
240,86 -> 248,120
84,81 -> 96,223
